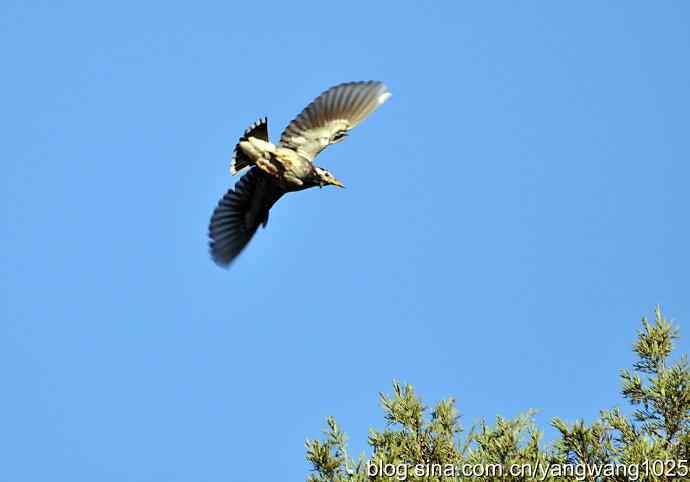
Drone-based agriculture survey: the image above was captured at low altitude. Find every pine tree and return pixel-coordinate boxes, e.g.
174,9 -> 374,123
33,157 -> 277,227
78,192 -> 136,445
305,307 -> 690,481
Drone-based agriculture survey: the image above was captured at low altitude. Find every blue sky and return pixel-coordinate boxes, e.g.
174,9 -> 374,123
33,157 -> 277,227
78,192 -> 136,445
2,2 -> 689,481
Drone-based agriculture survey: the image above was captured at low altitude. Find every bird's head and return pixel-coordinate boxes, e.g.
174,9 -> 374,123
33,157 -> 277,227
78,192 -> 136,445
314,166 -> 345,189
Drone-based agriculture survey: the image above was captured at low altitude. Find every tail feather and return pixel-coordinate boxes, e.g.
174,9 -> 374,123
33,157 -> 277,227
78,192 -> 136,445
231,117 -> 269,175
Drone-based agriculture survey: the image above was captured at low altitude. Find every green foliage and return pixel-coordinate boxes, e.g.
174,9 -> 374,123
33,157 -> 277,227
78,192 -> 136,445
621,306 -> 690,446
305,307 -> 690,481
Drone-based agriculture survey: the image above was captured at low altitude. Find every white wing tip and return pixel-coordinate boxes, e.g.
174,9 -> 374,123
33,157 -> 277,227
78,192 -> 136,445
378,91 -> 392,105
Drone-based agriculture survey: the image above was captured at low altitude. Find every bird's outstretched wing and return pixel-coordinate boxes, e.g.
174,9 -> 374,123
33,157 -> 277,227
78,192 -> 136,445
279,81 -> 391,161
231,117 -> 269,175
208,168 -> 286,266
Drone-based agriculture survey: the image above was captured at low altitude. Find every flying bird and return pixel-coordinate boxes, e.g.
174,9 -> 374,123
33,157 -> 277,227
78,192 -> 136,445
208,81 -> 391,267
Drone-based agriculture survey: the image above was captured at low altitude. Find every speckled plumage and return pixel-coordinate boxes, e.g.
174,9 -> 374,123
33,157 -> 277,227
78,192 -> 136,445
209,81 -> 391,267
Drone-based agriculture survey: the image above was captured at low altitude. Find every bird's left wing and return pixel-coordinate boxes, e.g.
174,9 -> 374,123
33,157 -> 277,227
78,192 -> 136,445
279,81 -> 391,161
208,168 -> 286,267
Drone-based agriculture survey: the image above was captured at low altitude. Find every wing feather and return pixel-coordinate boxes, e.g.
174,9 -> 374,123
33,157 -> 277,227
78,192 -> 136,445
279,81 -> 391,161
208,168 -> 285,267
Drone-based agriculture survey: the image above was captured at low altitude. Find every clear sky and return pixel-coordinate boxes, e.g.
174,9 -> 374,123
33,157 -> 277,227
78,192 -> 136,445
2,2 -> 689,481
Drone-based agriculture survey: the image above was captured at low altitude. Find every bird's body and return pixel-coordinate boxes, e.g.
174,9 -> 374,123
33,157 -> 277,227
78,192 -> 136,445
238,136 -> 317,189
209,81 -> 391,267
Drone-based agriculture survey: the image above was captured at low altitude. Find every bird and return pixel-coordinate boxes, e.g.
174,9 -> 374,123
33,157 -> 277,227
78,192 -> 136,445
208,81 -> 391,267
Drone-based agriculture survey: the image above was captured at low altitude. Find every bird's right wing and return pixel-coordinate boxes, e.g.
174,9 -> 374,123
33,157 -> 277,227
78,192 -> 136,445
209,168 -> 286,267
279,81 -> 391,161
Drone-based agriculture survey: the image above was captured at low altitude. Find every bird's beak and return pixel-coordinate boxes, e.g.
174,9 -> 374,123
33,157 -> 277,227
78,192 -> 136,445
329,178 -> 345,188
